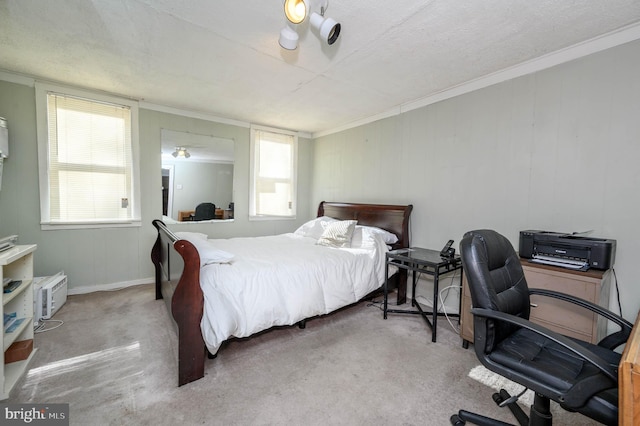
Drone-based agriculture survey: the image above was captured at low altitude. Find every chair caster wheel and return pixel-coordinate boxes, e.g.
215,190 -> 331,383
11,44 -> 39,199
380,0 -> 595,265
492,392 -> 504,405
450,414 -> 465,425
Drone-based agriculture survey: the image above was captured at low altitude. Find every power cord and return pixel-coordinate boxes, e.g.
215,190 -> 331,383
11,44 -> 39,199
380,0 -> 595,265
438,284 -> 461,333
378,269 -> 462,334
413,269 -> 461,333
612,268 -> 623,317
367,300 -> 384,311
34,319 -> 64,333
366,299 -> 418,314
436,269 -> 461,333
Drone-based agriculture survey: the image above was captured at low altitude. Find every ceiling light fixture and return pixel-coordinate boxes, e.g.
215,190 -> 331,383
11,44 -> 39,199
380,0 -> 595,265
310,10 -> 340,45
284,0 -> 307,24
172,147 -> 190,158
279,24 -> 300,50
279,0 -> 341,50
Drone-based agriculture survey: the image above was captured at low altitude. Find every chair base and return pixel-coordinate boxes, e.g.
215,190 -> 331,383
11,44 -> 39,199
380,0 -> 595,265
451,389 -> 552,426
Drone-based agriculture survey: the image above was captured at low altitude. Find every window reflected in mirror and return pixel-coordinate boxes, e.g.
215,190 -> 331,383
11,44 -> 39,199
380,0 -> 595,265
161,129 -> 234,223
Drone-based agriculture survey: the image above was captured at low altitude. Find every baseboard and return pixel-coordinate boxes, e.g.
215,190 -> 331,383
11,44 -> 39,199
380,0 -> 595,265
68,277 -> 154,295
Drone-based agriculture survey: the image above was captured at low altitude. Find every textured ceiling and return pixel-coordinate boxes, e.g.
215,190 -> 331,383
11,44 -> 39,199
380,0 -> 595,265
1,0 -> 640,135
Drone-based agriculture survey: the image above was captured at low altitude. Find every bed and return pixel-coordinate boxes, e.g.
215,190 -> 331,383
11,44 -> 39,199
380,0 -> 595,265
151,201 -> 413,386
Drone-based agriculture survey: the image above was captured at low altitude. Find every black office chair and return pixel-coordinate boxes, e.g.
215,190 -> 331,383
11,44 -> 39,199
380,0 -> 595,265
452,229 -> 633,426
193,202 -> 216,221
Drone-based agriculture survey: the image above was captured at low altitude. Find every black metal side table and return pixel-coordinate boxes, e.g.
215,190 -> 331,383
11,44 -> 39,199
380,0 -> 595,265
383,247 -> 463,342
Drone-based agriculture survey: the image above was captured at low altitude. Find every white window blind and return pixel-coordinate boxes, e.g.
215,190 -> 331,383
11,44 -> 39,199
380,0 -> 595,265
250,127 -> 297,218
37,86 -> 140,227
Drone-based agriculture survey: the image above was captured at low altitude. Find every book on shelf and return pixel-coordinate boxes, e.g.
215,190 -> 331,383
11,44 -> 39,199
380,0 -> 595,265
4,312 -> 25,333
3,279 -> 22,293
4,311 -> 16,330
5,318 -> 25,333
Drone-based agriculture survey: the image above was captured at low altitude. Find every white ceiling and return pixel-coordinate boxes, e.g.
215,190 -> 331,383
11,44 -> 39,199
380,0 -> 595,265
161,129 -> 234,163
2,1 -> 640,136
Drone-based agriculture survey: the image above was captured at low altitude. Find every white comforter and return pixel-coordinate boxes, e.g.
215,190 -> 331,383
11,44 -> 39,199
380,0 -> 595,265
199,233 -> 389,354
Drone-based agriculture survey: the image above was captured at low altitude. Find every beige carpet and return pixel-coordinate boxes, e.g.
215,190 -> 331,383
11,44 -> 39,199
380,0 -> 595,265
8,284 -> 597,425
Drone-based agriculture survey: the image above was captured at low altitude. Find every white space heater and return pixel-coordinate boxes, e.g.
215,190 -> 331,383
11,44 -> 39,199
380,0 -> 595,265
33,272 -> 67,326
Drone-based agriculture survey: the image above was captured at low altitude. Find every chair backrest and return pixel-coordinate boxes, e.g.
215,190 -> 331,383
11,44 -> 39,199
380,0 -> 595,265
460,230 -> 531,351
193,202 -> 216,221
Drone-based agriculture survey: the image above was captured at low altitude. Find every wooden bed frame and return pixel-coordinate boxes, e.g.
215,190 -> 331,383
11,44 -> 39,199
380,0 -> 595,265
151,201 -> 413,386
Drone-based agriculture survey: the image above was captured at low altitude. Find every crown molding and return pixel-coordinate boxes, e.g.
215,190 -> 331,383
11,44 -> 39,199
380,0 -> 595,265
0,70 -> 35,87
140,101 -> 252,129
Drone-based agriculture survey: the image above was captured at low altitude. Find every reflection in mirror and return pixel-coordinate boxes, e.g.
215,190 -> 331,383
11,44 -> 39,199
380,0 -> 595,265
161,129 -> 234,223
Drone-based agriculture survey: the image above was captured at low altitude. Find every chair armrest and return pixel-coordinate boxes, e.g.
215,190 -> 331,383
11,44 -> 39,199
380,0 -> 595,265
471,307 -> 618,382
529,287 -> 633,349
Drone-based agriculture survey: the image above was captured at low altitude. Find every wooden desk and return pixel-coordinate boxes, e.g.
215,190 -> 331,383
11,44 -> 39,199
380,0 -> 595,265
178,210 -> 194,221
620,312 -> 640,425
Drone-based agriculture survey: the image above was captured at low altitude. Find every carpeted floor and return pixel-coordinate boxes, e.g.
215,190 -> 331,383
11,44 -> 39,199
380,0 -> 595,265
8,284 -> 598,425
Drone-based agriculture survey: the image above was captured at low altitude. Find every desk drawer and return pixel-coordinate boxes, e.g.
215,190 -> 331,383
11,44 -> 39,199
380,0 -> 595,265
460,262 -> 610,345
523,264 -> 608,344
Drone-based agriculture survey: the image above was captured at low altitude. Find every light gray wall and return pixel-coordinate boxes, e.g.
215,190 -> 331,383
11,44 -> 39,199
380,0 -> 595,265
311,40 -> 640,321
0,81 -> 314,292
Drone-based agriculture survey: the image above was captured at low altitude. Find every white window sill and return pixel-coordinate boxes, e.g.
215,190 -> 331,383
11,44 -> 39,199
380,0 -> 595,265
40,220 -> 142,230
248,215 -> 297,222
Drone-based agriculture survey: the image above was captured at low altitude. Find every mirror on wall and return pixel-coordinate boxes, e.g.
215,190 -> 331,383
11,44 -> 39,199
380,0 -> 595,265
161,129 -> 234,223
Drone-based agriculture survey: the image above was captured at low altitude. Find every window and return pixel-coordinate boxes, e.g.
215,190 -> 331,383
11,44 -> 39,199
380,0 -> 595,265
250,125 -> 297,219
35,83 -> 140,228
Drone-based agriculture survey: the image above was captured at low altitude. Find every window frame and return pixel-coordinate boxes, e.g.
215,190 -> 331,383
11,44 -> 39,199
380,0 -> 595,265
35,82 -> 141,230
249,125 -> 298,221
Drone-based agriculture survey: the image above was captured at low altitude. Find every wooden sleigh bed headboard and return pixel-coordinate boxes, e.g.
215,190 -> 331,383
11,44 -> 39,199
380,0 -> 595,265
317,201 -> 412,250
151,201 -> 413,386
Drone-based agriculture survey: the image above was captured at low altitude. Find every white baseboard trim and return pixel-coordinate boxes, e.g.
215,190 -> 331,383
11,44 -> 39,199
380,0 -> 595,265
68,277 -> 154,295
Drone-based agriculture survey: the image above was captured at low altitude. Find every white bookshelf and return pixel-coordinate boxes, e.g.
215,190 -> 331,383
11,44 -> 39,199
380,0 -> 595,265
1,244 -> 37,399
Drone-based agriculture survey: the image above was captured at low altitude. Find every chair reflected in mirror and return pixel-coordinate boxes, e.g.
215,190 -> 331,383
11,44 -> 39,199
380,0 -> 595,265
193,202 -> 216,221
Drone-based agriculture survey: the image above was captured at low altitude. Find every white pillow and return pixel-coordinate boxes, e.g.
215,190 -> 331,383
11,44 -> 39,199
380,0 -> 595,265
294,216 -> 338,239
175,232 -> 234,265
350,226 -> 393,249
316,220 -> 357,248
353,225 -> 398,245
349,226 -> 378,249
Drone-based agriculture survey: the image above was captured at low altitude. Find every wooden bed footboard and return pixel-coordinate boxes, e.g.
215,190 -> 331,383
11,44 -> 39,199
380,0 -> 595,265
151,202 -> 413,387
151,219 -> 207,386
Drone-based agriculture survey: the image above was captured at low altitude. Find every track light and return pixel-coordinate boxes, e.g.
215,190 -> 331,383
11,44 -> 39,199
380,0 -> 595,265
279,24 -> 299,50
310,12 -> 341,45
284,0 -> 307,24
172,147 -> 190,158
279,0 -> 341,50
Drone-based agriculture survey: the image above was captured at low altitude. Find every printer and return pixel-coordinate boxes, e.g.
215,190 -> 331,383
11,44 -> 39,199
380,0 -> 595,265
519,230 -> 616,271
